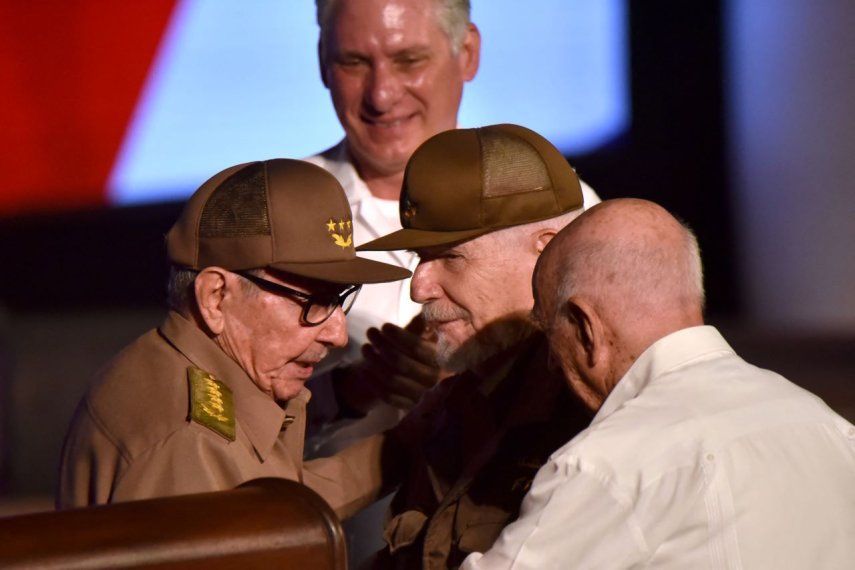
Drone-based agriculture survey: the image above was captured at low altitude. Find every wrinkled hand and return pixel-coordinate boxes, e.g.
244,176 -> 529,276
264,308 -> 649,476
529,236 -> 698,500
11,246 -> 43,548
359,315 -> 446,410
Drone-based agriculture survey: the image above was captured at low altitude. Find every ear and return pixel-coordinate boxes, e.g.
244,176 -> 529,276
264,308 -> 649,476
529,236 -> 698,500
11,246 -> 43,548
194,267 -> 230,335
318,39 -> 330,89
458,23 -> 481,81
533,228 -> 558,255
564,297 -> 603,370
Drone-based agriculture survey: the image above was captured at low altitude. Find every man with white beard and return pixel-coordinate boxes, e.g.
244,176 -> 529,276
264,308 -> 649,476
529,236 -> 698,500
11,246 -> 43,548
358,123 -> 592,569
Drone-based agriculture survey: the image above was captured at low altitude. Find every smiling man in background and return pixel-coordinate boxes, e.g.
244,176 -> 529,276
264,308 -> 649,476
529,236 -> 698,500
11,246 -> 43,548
57,159 -> 409,518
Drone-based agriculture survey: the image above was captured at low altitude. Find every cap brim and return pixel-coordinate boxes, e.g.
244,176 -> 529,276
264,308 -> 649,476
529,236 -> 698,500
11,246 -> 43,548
270,256 -> 411,285
357,227 -> 493,252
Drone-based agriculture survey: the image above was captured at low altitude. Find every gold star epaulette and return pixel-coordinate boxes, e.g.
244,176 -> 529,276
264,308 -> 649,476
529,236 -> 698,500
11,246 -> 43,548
187,366 -> 236,441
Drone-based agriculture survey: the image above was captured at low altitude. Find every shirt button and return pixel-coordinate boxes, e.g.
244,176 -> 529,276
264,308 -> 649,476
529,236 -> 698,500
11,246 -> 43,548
281,415 -> 296,431
848,427 -> 855,437
706,453 -> 715,462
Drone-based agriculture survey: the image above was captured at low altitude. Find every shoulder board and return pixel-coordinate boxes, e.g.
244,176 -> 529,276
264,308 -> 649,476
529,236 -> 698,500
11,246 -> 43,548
187,366 -> 236,441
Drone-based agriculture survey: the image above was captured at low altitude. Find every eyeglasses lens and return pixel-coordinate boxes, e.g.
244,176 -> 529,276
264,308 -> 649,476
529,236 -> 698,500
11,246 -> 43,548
303,286 -> 361,325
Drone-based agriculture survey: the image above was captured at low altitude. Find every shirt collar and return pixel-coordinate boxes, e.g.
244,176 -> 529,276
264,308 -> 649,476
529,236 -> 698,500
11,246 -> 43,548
321,140 -> 373,205
592,325 -> 734,426
159,311 -> 309,460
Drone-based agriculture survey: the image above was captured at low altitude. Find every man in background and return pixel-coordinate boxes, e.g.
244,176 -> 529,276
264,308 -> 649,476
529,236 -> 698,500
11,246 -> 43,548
463,199 -> 855,568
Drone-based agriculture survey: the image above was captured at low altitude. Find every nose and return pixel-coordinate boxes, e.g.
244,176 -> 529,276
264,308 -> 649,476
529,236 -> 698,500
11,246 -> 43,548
410,260 -> 441,305
364,61 -> 403,114
317,306 -> 348,348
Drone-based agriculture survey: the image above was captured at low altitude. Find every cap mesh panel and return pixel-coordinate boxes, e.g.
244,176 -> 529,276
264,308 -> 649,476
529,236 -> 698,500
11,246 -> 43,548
200,162 -> 271,237
480,130 -> 551,197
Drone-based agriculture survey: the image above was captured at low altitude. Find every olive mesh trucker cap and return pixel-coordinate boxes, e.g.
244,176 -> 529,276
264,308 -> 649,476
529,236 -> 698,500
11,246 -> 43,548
358,123 -> 583,251
166,159 -> 411,284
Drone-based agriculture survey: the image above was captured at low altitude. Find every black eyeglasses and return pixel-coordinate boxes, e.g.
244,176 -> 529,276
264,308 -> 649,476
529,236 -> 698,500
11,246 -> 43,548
236,271 -> 361,326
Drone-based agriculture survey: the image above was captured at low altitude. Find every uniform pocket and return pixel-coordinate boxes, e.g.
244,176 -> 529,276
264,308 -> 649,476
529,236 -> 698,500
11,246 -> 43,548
383,510 -> 428,553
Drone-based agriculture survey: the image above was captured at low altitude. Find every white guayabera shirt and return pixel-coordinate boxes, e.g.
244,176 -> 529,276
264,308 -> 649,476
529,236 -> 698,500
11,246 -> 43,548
463,326 -> 855,570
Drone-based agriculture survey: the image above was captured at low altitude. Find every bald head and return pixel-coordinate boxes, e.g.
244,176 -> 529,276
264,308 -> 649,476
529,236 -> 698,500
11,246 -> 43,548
533,198 -> 705,410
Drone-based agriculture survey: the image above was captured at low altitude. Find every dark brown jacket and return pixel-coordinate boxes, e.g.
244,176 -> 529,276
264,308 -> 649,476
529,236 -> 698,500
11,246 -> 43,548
376,333 -> 591,569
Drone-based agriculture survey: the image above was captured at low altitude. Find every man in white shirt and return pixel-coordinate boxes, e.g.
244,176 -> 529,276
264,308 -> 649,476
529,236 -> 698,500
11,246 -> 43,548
464,198 -> 855,569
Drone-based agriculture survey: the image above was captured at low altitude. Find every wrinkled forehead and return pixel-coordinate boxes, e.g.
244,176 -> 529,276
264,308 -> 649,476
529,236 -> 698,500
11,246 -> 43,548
411,230 -> 495,261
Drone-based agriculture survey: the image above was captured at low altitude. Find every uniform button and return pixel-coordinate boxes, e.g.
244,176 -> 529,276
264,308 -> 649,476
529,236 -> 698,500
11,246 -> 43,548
848,427 -> 855,437
706,453 -> 715,462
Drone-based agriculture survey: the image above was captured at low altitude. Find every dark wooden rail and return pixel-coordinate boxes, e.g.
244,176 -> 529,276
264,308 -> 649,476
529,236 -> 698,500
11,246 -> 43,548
0,478 -> 347,569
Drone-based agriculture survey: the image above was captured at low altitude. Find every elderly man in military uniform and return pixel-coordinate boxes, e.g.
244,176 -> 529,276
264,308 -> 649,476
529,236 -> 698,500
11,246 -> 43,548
57,159 -> 409,519
357,124 -> 592,569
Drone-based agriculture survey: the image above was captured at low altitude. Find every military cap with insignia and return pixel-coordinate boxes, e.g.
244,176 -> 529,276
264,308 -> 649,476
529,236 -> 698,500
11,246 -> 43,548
358,123 -> 583,251
167,158 -> 410,284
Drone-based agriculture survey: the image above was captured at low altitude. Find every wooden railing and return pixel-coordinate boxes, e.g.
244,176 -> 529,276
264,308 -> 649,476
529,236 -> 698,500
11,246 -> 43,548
0,478 -> 346,569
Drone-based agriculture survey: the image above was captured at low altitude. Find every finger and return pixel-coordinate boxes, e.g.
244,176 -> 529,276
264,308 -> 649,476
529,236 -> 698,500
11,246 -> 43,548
361,347 -> 430,403
362,342 -> 435,387
403,313 -> 427,336
368,325 -> 438,365
363,340 -> 439,388
384,393 -> 418,410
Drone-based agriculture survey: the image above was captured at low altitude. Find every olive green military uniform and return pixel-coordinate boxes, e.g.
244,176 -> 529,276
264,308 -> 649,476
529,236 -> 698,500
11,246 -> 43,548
374,333 -> 591,569
58,311 -> 384,519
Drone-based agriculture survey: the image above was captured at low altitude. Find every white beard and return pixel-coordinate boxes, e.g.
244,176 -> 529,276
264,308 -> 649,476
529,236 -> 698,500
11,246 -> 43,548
432,311 -> 536,373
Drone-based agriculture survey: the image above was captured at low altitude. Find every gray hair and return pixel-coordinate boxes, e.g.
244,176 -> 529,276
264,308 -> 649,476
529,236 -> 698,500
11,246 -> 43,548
316,0 -> 472,54
166,266 -> 199,315
555,219 -> 706,320
166,266 -> 262,315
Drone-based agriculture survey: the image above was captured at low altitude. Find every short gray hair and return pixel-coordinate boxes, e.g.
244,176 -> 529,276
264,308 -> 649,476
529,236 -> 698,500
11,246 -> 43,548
166,266 -> 199,315
316,0 -> 472,53
166,266 -> 263,315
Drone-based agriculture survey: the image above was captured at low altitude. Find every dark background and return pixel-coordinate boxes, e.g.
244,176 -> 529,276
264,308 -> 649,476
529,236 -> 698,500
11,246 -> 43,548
0,2 -> 737,316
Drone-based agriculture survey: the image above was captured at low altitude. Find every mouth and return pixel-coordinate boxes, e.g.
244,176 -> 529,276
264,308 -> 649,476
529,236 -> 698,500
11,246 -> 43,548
361,112 -> 417,129
291,360 -> 321,378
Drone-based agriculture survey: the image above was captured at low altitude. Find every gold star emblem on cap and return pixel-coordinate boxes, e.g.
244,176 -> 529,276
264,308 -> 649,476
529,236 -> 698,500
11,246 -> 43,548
327,217 -> 353,248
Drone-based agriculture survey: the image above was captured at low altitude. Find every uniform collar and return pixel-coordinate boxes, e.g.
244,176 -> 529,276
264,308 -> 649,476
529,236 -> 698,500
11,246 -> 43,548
314,141 -> 372,205
592,325 -> 734,426
159,311 -> 309,461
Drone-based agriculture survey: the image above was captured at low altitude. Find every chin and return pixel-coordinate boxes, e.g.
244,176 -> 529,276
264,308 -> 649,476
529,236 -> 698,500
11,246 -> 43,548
272,380 -> 306,403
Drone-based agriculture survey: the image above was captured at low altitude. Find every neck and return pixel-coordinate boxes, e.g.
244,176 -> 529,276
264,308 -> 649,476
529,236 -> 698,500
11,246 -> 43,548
361,169 -> 404,201
345,144 -> 405,200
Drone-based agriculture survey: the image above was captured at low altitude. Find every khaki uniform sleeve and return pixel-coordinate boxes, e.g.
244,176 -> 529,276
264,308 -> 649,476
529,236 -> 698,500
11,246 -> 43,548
110,425 -> 243,503
57,402 -> 127,509
303,432 -> 405,520
58,401 -> 244,508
